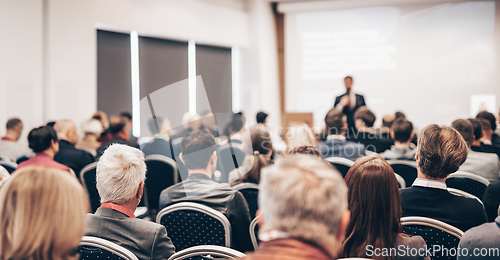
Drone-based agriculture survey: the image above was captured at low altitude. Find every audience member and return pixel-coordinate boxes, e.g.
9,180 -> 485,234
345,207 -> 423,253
0,166 -> 88,260
380,118 -> 416,161
172,113 -> 202,140
348,107 -> 392,153
477,111 -> 500,145
342,155 -> 429,260
86,144 -> 175,260
53,119 -> 95,175
334,76 -> 366,132
318,108 -> 365,160
469,118 -> 500,160
257,111 -> 287,154
0,118 -> 31,161
400,124 -> 487,231
120,111 -> 140,145
458,216 -> 500,260
200,111 -> 219,137
482,181 -> 500,222
96,116 -> 140,158
142,117 -> 174,158
452,119 -> 500,183
225,113 -> 246,142
288,145 -> 323,159
76,119 -> 103,156
45,121 -> 56,128
240,155 -> 349,260
93,111 -> 112,143
285,124 -> 316,151
159,130 -> 253,252
17,126 -> 71,173
256,111 -> 268,124
378,113 -> 396,139
230,151 -> 269,186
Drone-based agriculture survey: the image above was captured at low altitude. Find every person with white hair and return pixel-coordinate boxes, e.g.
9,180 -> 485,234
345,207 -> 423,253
76,119 -> 103,156
85,144 -> 176,260
240,155 -> 350,260
53,119 -> 94,175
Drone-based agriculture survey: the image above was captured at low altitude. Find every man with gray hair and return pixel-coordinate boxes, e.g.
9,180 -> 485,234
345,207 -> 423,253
240,155 -> 350,260
85,144 -> 175,260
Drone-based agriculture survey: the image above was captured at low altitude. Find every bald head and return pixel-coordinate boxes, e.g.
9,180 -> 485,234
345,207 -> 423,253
54,119 -> 79,144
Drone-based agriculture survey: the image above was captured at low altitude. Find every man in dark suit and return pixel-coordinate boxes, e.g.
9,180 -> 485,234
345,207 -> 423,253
96,116 -> 140,158
347,107 -> 392,153
317,108 -> 365,161
53,119 -> 94,175
159,130 -> 253,253
334,76 -> 366,132
400,124 -> 488,232
86,143 -> 175,260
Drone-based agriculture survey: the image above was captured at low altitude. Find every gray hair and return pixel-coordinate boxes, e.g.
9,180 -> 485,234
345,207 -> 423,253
82,119 -> 103,136
259,155 -> 347,245
96,144 -> 146,204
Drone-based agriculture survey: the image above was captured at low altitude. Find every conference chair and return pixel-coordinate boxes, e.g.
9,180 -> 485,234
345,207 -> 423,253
388,160 -> 417,187
79,236 -> 138,260
249,216 -> 260,250
168,245 -> 245,260
144,154 -> 178,217
394,173 -> 406,188
324,157 -> 354,177
15,152 -> 34,164
157,202 -> 232,252
447,188 -> 484,208
446,171 -> 490,200
233,183 -> 259,219
401,217 -> 463,260
0,160 -> 17,174
80,162 -> 100,213
217,142 -> 246,183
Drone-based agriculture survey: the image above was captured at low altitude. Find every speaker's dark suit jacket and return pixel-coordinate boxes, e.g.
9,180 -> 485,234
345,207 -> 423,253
334,92 -> 366,129
401,184 -> 487,232
54,140 -> 94,176
86,207 -> 176,260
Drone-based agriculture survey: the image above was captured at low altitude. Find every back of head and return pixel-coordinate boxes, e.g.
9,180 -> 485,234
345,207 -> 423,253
233,151 -> 269,185
229,113 -> 246,134
354,107 -> 376,128
53,119 -> 77,143
288,145 -> 323,159
256,112 -> 268,124
382,114 -> 395,128
181,130 -> 217,170
28,126 -> 59,153
259,155 -> 347,250
476,111 -> 497,131
468,118 -> 482,141
108,116 -> 128,135
451,119 -> 474,147
148,117 -> 165,136
325,108 -> 346,135
343,155 -> 401,258
417,124 -> 468,179
0,166 -> 88,260
392,118 -> 413,143
286,124 -> 316,148
97,144 -> 146,204
6,118 -> 22,131
250,124 -> 272,155
395,111 -> 406,119
120,112 -> 132,121
82,119 -> 103,136
478,118 -> 492,132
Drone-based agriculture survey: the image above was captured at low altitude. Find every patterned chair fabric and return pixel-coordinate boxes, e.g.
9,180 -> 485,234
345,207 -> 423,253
233,183 -> 259,219
79,162 -> 100,213
79,236 -> 138,260
144,155 -> 178,214
401,217 -> 463,260
325,157 -> 354,178
157,202 -> 231,252
388,160 -> 418,187
446,172 -> 489,200
167,245 -> 245,260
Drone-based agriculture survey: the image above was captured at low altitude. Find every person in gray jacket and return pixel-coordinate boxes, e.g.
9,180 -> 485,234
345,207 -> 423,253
86,143 -> 175,260
380,118 -> 416,161
458,216 -> 500,260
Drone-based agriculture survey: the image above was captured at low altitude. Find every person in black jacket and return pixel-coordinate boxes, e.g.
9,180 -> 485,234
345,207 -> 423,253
159,130 -> 253,253
333,76 -> 366,133
53,119 -> 94,176
400,124 -> 487,232
96,116 -> 140,158
347,107 -> 393,153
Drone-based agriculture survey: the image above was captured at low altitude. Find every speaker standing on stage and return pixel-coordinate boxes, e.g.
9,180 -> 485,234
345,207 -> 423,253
334,76 -> 366,132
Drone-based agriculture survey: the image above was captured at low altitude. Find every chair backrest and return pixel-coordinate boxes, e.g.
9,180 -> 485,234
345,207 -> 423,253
144,155 -> 178,214
217,143 -> 246,183
394,173 -> 406,188
15,152 -> 34,165
233,183 -> 259,219
446,171 -> 489,199
401,217 -> 463,260
168,245 -> 245,260
156,202 -> 232,251
79,236 -> 138,260
447,188 -> 484,207
0,160 -> 17,174
388,160 -> 417,187
249,216 -> 259,250
324,157 -> 354,177
79,162 -> 100,213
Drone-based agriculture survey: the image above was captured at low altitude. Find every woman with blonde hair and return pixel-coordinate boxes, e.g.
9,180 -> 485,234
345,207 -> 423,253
0,166 -> 88,260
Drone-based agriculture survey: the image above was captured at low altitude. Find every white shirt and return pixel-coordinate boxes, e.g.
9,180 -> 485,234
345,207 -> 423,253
412,178 -> 447,190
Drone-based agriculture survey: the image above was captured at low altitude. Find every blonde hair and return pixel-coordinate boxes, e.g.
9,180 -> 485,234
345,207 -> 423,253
286,124 -> 316,150
0,167 -> 88,260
